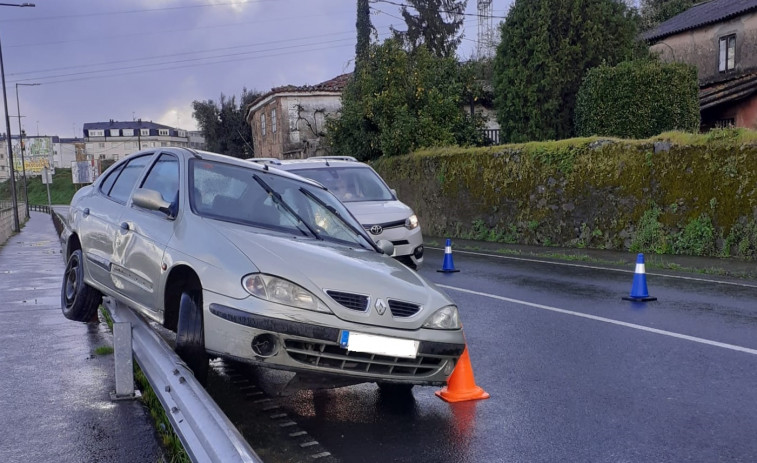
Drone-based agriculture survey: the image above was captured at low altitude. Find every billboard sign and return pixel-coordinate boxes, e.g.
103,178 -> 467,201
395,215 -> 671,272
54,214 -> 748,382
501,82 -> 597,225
11,136 -> 55,176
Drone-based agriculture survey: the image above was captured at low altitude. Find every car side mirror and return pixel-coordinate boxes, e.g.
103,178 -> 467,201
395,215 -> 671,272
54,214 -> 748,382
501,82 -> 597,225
132,188 -> 173,217
376,239 -> 394,256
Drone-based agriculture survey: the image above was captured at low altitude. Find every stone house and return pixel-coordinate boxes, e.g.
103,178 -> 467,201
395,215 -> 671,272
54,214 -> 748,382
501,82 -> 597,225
643,0 -> 757,130
246,74 -> 350,159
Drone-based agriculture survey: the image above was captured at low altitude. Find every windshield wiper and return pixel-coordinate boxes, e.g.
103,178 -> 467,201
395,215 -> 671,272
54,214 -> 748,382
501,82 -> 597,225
298,187 -> 378,252
252,175 -> 321,240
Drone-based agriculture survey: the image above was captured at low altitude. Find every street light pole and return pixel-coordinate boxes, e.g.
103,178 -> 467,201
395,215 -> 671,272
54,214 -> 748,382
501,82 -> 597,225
0,1 -> 35,232
16,82 -> 40,219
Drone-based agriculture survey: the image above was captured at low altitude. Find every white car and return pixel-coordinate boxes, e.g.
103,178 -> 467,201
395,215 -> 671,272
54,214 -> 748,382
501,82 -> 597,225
250,157 -> 424,269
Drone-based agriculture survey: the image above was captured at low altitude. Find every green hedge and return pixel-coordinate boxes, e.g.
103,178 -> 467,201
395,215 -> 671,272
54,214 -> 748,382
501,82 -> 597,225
371,129 -> 757,259
575,61 -> 700,139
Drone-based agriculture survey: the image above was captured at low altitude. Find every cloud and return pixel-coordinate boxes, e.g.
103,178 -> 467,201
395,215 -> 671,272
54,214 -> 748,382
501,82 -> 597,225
156,104 -> 198,131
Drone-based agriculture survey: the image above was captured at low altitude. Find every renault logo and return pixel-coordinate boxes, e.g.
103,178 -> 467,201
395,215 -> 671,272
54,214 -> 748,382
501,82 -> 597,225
369,225 -> 383,235
375,298 -> 387,315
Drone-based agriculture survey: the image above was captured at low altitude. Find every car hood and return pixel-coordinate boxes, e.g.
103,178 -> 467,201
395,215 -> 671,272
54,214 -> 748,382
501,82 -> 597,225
343,200 -> 413,226
209,222 -> 449,328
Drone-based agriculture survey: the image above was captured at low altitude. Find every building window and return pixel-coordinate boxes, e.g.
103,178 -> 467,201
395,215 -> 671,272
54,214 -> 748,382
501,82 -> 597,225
140,129 -> 150,136
719,34 -> 736,72
110,129 -> 119,137
123,129 -> 134,137
98,142 -> 106,148
261,114 -> 266,136
271,108 -> 277,133
178,130 -> 186,137
89,129 -> 104,137
158,129 -> 169,136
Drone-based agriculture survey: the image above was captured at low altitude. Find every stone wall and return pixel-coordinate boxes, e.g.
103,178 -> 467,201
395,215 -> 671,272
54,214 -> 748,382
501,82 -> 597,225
0,202 -> 27,246
372,135 -> 757,257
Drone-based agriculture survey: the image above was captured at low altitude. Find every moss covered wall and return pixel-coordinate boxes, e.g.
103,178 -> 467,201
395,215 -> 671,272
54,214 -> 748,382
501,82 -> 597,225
371,132 -> 757,258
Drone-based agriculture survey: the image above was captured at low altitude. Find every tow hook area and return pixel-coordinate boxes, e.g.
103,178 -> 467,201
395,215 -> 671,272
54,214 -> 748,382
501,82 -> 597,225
251,333 -> 278,357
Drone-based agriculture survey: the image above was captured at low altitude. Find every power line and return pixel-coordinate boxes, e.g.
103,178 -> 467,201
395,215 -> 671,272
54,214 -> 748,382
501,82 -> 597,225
0,0 -> 281,23
369,0 -> 508,19
5,12 -> 339,49
9,31 -> 357,78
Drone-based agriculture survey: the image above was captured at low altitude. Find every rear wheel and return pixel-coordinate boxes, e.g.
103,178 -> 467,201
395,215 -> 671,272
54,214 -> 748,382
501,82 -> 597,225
175,291 -> 209,383
61,249 -> 102,323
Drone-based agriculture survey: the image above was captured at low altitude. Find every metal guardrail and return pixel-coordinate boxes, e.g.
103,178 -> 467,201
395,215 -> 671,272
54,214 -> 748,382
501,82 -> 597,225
52,209 -> 261,463
103,299 -> 261,463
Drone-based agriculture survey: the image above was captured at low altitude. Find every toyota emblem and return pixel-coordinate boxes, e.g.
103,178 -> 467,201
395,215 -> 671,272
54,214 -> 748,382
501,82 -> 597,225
369,225 -> 383,235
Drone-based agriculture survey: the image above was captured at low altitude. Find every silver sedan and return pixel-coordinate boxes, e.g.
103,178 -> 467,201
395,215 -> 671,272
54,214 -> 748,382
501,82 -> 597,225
61,148 -> 465,389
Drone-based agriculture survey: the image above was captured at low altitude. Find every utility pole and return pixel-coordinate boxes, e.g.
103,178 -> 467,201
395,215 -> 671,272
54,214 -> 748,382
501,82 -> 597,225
0,1 -> 36,232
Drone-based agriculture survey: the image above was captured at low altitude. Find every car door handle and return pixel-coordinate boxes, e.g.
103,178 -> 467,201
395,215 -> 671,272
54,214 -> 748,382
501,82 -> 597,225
82,208 -> 90,217
120,222 -> 130,231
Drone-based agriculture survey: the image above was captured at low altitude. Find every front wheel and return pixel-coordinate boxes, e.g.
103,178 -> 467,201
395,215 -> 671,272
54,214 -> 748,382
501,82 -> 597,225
61,249 -> 102,323
175,291 -> 209,383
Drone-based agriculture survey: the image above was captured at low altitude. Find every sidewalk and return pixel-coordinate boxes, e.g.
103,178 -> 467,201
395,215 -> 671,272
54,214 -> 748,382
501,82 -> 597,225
0,212 -> 164,462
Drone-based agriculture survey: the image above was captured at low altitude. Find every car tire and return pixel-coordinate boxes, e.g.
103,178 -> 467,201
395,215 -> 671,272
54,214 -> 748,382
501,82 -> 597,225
176,291 -> 209,383
377,382 -> 414,394
61,249 -> 102,323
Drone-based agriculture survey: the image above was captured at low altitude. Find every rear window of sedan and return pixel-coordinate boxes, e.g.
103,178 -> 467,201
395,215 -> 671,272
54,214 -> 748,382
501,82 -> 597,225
285,166 -> 394,202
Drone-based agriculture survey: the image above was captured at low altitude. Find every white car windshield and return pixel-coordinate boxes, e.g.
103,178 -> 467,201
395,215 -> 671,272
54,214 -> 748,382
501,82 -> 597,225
189,159 -> 375,249
285,166 -> 395,203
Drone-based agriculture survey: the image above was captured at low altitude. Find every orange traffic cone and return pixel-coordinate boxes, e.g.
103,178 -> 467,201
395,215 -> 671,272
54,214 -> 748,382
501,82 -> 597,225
435,345 -> 490,402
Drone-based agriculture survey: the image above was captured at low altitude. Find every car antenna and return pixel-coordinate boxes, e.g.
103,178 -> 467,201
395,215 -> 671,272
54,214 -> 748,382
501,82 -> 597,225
325,160 -> 330,166
263,164 -> 268,171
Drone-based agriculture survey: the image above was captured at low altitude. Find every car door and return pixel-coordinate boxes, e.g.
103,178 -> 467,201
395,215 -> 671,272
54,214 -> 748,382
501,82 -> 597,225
79,155 -> 152,292
113,152 -> 180,314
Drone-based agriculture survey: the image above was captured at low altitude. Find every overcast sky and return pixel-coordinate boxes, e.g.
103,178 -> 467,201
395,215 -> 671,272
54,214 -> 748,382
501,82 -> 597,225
0,0 -> 512,139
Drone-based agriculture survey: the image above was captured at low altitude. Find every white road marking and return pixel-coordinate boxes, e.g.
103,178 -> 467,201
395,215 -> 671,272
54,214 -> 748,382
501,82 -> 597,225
429,246 -> 757,289
439,284 -> 757,356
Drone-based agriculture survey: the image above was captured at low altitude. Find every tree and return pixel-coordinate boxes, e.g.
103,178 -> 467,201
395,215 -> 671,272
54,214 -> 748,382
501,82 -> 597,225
493,0 -> 646,143
390,0 -> 466,58
640,0 -> 698,30
327,39 -> 483,160
192,89 -> 260,157
356,0 -> 372,69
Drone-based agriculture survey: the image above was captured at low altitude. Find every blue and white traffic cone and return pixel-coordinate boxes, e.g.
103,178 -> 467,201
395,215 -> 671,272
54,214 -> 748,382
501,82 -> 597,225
622,253 -> 657,301
437,238 -> 460,273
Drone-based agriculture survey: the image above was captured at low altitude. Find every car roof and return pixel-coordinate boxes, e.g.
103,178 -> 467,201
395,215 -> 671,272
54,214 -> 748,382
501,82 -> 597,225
123,147 -> 327,189
246,156 -> 368,171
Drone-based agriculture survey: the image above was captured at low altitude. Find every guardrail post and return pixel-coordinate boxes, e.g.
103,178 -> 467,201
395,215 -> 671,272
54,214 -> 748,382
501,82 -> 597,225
111,321 -> 140,401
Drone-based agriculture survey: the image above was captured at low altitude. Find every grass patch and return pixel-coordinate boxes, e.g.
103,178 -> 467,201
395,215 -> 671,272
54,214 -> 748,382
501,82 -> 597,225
94,346 -> 114,356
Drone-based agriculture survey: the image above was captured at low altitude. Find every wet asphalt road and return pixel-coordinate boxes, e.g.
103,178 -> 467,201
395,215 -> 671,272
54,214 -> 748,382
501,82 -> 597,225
228,246 -> 757,463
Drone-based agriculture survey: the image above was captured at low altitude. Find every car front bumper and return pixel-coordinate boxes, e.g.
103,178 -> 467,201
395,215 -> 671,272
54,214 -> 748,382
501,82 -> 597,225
204,302 -> 465,386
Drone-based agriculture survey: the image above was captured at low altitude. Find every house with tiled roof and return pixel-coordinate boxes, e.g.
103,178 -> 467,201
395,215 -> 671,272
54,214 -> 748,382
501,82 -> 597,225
643,0 -> 757,130
245,73 -> 351,159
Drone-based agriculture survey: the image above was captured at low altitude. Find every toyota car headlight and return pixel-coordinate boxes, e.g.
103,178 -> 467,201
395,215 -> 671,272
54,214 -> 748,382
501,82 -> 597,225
422,305 -> 461,329
405,214 -> 419,230
243,274 -> 331,313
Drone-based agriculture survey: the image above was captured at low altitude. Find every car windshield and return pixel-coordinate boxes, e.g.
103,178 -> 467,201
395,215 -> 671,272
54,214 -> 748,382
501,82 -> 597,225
189,159 -> 375,249
285,165 -> 395,202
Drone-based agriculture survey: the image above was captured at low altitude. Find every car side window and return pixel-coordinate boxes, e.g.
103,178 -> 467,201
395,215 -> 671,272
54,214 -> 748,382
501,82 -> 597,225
141,153 -> 179,204
107,155 -> 151,204
99,163 -> 125,196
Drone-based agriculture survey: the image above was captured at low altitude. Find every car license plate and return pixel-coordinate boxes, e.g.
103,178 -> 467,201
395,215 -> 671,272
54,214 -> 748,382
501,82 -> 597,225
339,331 -> 419,359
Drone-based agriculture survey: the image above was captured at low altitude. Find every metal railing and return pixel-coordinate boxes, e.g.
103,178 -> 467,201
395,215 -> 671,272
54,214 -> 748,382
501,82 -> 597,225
103,299 -> 262,463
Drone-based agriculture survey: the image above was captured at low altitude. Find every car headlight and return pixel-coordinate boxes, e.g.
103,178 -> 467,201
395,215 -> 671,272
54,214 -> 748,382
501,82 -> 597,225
405,214 -> 419,230
422,305 -> 461,329
242,273 -> 331,313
